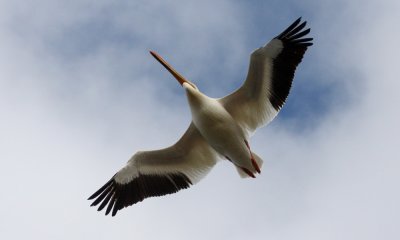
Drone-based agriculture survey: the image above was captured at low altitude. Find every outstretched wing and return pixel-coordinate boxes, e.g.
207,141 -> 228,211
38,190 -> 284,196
88,123 -> 218,216
219,18 -> 313,135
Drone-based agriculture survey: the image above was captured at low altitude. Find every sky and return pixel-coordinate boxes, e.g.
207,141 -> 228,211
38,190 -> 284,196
1,0 -> 399,239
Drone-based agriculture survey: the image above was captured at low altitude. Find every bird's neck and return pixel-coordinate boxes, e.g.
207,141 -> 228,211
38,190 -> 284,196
185,88 -> 222,122
185,88 -> 206,109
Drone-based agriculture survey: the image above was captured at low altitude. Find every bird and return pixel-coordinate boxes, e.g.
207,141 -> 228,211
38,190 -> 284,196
88,17 -> 313,216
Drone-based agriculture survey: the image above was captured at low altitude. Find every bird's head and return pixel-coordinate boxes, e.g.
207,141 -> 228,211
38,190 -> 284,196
150,51 -> 198,92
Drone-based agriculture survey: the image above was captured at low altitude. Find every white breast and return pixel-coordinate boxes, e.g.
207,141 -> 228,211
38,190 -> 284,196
185,88 -> 248,162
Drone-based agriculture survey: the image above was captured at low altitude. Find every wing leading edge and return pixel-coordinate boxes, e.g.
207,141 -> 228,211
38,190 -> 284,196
220,17 -> 313,134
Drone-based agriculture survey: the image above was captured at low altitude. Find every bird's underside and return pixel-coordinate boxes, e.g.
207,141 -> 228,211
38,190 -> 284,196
88,17 -> 313,216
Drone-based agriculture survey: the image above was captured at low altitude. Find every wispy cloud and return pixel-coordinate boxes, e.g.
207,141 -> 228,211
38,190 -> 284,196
0,0 -> 399,239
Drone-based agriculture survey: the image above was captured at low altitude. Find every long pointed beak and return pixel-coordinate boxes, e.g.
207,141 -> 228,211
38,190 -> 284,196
150,51 -> 189,86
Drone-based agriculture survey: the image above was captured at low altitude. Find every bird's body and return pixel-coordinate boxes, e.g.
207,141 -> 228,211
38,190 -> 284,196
183,83 -> 256,173
89,18 -> 313,216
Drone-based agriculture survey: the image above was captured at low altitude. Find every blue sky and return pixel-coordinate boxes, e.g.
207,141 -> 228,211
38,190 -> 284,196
1,0 -> 399,239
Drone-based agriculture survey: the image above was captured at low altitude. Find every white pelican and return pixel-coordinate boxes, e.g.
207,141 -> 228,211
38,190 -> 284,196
89,18 -> 313,216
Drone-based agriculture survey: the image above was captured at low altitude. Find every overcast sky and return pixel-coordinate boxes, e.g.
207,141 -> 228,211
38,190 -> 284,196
1,0 -> 399,239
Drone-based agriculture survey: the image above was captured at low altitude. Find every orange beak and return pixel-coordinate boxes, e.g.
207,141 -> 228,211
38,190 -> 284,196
150,51 -> 189,85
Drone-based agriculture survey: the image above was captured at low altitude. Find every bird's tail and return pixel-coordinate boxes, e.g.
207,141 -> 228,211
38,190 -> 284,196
235,152 -> 264,178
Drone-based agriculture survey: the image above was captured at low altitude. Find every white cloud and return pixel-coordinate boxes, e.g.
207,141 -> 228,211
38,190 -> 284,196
0,0 -> 399,239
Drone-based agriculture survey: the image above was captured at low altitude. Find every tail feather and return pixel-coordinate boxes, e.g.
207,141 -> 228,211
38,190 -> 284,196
236,166 -> 252,178
252,152 -> 264,170
235,152 -> 264,178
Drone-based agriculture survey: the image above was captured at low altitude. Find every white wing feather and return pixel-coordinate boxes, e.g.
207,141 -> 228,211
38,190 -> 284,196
219,18 -> 313,135
88,123 -> 218,216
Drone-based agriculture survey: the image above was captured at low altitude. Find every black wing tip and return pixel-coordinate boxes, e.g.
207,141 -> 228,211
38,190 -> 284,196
88,172 -> 192,217
275,17 -> 313,46
268,18 -> 313,111
87,177 -> 114,200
